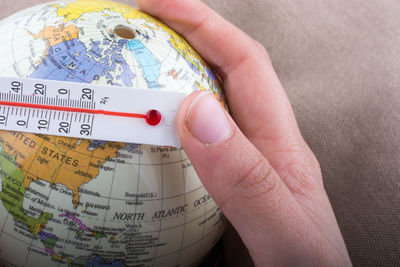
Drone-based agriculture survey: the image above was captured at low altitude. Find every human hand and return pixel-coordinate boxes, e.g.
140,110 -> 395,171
137,0 -> 352,266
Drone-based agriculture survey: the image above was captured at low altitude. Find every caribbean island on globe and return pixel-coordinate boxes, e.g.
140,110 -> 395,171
0,0 -> 226,266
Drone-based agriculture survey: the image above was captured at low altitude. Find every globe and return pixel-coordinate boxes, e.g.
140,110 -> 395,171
0,0 -> 226,266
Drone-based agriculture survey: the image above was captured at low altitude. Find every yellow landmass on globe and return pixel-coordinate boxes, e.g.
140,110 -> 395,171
30,24 -> 79,48
53,0 -> 143,22
160,25 -> 206,73
0,132 -> 123,208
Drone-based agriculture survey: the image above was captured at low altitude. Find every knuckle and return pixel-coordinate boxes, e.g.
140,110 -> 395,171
284,163 -> 318,196
252,40 -> 271,61
182,8 -> 212,40
252,40 -> 265,52
275,144 -> 324,198
280,159 -> 322,200
234,157 -> 279,200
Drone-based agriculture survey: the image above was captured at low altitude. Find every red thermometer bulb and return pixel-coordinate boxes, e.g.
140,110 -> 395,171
0,100 -> 162,126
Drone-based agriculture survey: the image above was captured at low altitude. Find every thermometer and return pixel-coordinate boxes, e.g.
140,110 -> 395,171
0,76 -> 186,147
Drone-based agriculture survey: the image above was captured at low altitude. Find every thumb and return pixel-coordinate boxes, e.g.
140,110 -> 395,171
177,91 -> 305,263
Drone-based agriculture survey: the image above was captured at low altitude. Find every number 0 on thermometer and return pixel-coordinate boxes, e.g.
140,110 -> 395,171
0,76 -> 186,147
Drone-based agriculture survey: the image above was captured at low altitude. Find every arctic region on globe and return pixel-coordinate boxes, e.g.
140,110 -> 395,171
0,0 -> 226,266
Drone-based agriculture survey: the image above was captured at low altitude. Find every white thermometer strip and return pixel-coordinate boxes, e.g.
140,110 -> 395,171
0,76 -> 186,147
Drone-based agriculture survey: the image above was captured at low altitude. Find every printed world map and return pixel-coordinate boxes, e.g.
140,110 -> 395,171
0,0 -> 226,266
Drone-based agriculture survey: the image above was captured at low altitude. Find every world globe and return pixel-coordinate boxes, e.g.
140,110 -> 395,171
0,0 -> 226,266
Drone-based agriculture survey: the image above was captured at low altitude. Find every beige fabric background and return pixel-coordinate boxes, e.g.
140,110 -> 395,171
1,1 -> 399,266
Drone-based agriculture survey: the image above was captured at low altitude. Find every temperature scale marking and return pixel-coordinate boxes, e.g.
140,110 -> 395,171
0,76 -> 186,147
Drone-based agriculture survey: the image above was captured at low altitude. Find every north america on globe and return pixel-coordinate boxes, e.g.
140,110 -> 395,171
0,0 -> 226,266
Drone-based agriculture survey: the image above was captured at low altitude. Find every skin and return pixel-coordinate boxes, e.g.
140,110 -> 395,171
137,0 -> 352,266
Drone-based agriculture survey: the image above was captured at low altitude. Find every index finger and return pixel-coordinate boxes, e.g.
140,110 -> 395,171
137,0 -> 307,174
137,0 -> 258,75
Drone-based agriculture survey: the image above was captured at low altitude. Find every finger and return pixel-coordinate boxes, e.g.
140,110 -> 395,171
176,91 -> 342,266
137,0 -> 258,75
137,0 -> 310,178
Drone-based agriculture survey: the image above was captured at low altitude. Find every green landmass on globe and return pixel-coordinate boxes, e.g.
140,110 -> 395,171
0,0 -> 226,266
